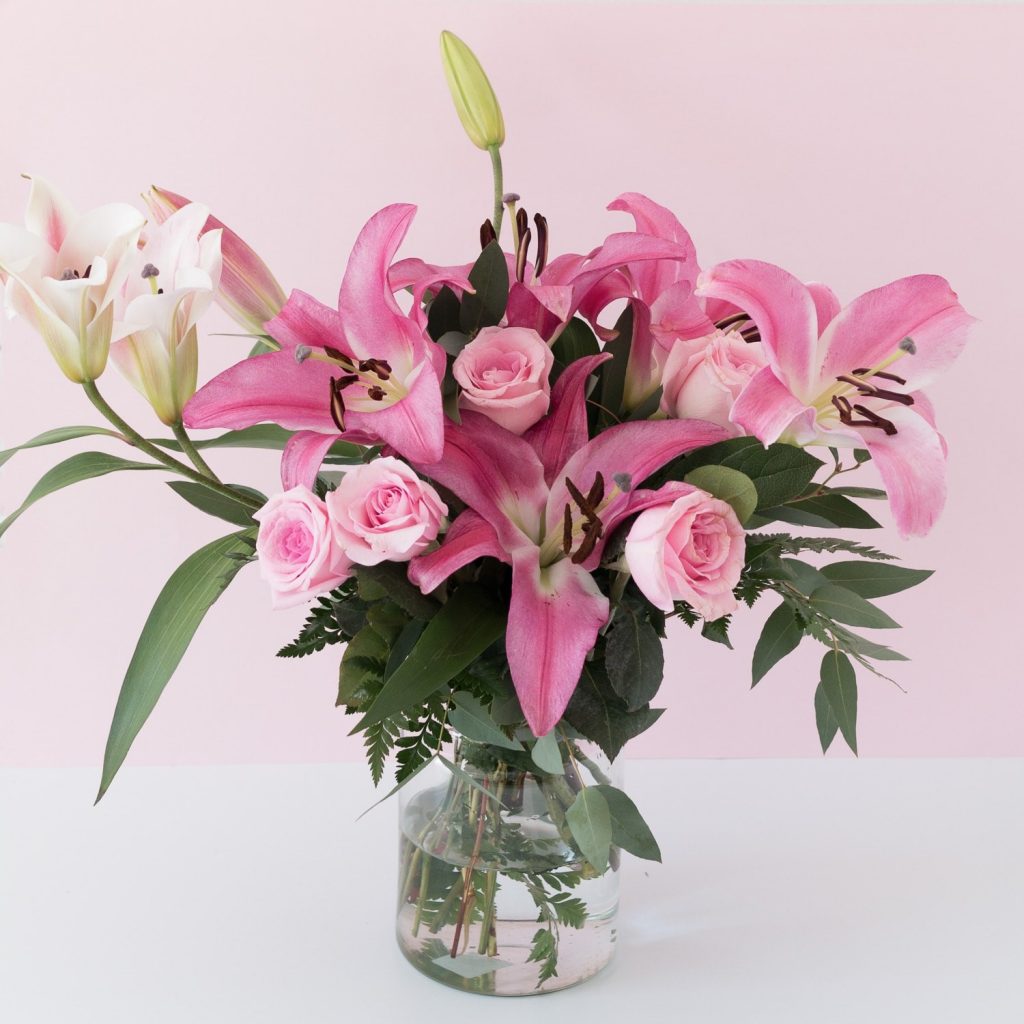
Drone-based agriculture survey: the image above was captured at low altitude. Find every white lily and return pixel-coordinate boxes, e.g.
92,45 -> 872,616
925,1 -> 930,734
110,204 -> 223,425
0,177 -> 145,382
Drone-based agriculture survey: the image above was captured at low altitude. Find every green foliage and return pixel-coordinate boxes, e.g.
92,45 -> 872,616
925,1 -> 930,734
354,562 -> 440,620
700,615 -> 733,648
395,696 -> 453,782
760,489 -> 882,530
751,603 -> 804,687
166,481 -> 266,526
426,285 -> 461,341
277,584 -> 365,658
0,424 -> 121,468
817,650 -> 858,754
819,561 -> 933,598
565,787 -> 613,873
594,785 -> 662,862
594,305 -> 634,427
97,530 -> 257,800
684,465 -> 759,523
449,691 -> 523,751
754,534 -> 898,561
604,603 -> 664,711
530,732 -> 564,775
808,584 -> 900,629
549,317 -> 601,381
460,241 -> 509,334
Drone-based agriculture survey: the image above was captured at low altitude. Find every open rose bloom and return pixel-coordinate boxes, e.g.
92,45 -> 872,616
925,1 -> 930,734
0,30 -> 975,998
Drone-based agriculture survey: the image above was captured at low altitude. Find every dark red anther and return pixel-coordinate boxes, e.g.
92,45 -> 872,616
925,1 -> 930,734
367,385 -> 386,401
533,213 -> 548,277
329,378 -> 347,431
480,219 -> 496,248
515,227 -> 532,284
562,504 -> 573,557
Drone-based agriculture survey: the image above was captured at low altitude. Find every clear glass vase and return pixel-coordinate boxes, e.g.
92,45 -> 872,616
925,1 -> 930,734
396,736 -> 622,995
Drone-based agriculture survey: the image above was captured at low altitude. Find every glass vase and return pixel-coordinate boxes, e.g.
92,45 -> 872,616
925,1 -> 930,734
395,735 -> 621,995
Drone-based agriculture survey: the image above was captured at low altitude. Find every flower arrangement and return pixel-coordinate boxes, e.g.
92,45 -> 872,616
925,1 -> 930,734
0,32 -> 971,994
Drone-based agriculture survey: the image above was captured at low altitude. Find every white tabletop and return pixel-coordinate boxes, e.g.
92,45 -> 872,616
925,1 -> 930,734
1,759 -> 1021,1023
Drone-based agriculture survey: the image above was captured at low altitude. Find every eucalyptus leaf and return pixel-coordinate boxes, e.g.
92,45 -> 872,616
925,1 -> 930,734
530,731 -> 564,774
605,606 -> 664,711
460,241 -> 509,334
814,680 -> 840,753
818,649 -> 858,755
751,603 -> 804,687
450,691 -> 523,751
684,465 -> 758,523
550,317 -> 600,381
721,442 -> 823,508
768,491 -> 882,530
809,584 -> 900,629
97,530 -> 256,800
593,785 -> 662,862
820,561 -> 933,598
0,451 -> 160,540
566,788 -> 613,873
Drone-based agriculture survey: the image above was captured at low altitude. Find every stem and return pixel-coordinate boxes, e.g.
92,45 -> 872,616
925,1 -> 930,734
488,145 -> 504,238
82,381 -> 262,511
450,774 -> 491,958
171,421 -> 222,482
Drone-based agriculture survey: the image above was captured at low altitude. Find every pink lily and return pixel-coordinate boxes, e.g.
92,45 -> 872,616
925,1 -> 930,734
695,260 -> 974,537
409,356 -> 729,735
144,186 -> 287,337
184,205 -> 447,476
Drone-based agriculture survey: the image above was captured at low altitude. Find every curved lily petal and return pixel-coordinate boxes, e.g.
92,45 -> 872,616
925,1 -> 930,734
266,288 -> 347,352
281,430 -> 339,490
505,281 -> 574,339
696,259 -> 819,397
807,281 -> 841,335
818,275 -> 974,391
569,231 -> 693,305
24,176 -> 76,252
575,270 -> 630,340
858,405 -> 947,539
730,366 -> 818,445
525,353 -> 611,484
409,510 -> 508,594
649,280 -> 717,349
507,554 -> 610,737
387,257 -> 474,328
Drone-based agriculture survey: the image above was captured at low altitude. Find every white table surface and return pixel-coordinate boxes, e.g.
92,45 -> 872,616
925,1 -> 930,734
1,759 -> 1021,1023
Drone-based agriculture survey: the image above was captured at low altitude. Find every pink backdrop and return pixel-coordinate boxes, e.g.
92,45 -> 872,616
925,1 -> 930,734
1,2 -> 1021,768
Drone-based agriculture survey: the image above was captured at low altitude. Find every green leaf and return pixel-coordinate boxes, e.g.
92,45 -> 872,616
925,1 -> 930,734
593,785 -> 662,862
154,424 -> 293,452
356,585 -> 506,730
459,241 -> 509,334
700,615 -> 733,649
809,583 -> 900,629
97,531 -> 256,800
550,317 -> 600,381
354,563 -> 440,621
356,755 -> 437,820
0,451 -> 160,540
818,649 -> 858,755
563,661 -> 663,762
595,306 -> 634,425
437,755 -> 503,803
384,619 -> 427,679
768,491 -> 882,530
436,330 -> 471,357
566,787 -> 613,873
833,629 -> 908,663
530,732 -> 564,774
721,443 -> 823,510
337,624 -> 389,708
450,691 -> 523,751
827,486 -> 887,500
426,286 -> 462,341
754,534 -> 897,562
751,603 -> 804,687
605,606 -> 664,711
166,481 -> 267,526
0,425 -> 122,468
781,558 -> 829,595
814,680 -> 840,753
684,465 -> 758,524
820,561 -> 933,598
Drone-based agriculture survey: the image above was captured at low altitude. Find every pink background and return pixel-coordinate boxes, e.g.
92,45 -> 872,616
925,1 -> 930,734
1,2 -> 1021,768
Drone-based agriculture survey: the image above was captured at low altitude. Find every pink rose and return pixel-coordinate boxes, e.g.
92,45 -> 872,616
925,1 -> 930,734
625,486 -> 745,620
254,487 -> 351,609
661,330 -> 766,433
326,457 -> 447,566
453,325 -> 554,434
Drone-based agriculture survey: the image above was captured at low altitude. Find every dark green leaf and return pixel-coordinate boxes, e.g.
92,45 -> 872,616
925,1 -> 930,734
605,606 -> 664,711
684,465 -> 758,524
436,330 -> 471,357
460,241 -> 509,334
356,585 -> 506,729
809,584 -> 900,629
426,285 -> 462,341
166,481 -> 266,526
566,787 -> 613,873
833,629 -> 908,663
767,491 -> 882,530
384,619 -> 427,679
354,562 -> 440,621
814,680 -> 839,753
781,558 -> 829,595
827,486 -> 887,500
97,531 -> 256,800
752,603 -> 804,687
450,691 -> 523,751
337,625 -> 389,708
818,649 -> 858,754
595,306 -> 634,426
550,317 -> 600,381
356,755 -> 437,820
721,443 -> 824,509
0,425 -> 122,468
820,561 -> 933,598
593,785 -> 662,862
700,616 -> 733,648
0,451 -> 160,540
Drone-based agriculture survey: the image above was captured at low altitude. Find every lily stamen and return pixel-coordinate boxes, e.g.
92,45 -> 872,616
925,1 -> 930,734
533,213 -> 548,277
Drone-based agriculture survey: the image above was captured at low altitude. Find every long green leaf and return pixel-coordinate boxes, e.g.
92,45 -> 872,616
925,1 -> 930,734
814,680 -> 840,753
166,481 -> 266,526
566,787 -> 613,873
0,451 -> 159,540
0,425 -> 122,468
820,561 -> 933,598
459,241 -> 509,334
450,691 -> 523,751
818,649 -> 858,755
356,585 -> 506,730
751,603 -> 804,687
153,424 -> 364,463
605,605 -> 664,711
96,531 -> 256,801
594,784 -> 662,862
809,583 -> 900,629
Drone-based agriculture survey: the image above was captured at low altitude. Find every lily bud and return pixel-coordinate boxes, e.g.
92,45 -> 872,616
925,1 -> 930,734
439,31 -> 505,150
143,186 -> 287,336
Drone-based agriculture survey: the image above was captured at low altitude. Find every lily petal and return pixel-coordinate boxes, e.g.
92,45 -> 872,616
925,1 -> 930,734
281,430 -> 339,490
818,275 -> 974,391
525,352 -> 611,484
696,259 -> 819,397
858,405 -> 947,538
408,510 -> 508,593
807,281 -> 841,335
265,288 -> 348,352
505,281 -> 574,339
24,176 -> 76,253
730,366 -> 818,445
507,554 -> 610,736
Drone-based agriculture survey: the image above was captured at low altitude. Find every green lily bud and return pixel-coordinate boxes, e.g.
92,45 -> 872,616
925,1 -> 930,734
439,30 -> 505,150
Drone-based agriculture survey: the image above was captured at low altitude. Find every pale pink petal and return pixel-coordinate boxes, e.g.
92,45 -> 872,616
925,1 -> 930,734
858,406 -> 947,538
729,366 -> 818,445
807,281 -> 841,334
696,259 -> 819,397
408,511 -> 508,593
568,231 -> 694,304
24,176 -> 76,252
818,275 -> 974,391
265,289 -> 349,352
281,430 -> 339,490
506,554 -> 610,737
649,280 -> 717,348
526,353 -> 611,484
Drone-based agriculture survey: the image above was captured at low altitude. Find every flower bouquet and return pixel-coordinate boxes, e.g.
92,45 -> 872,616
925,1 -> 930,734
0,32 -> 971,996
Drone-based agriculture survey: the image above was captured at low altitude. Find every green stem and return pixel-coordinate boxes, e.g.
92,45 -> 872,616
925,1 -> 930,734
82,381 -> 262,511
488,145 -> 504,238
171,421 -> 222,481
